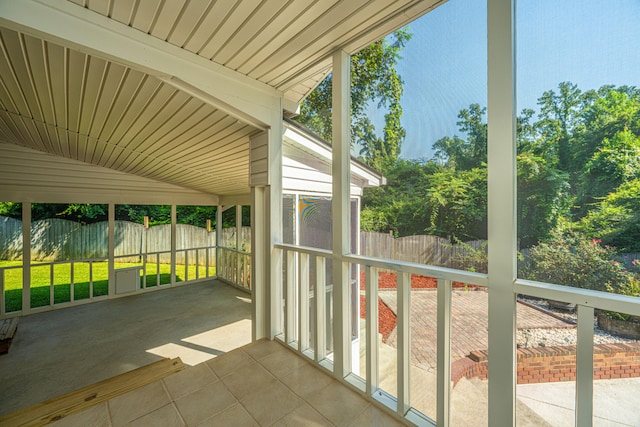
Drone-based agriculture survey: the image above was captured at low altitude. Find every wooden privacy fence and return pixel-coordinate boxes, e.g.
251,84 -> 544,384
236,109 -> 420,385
360,231 -> 485,269
0,216 -> 251,265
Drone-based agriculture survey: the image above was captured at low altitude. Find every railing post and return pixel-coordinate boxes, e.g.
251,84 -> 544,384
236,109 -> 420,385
315,256 -> 326,362
437,278 -> 452,426
70,261 -> 75,302
299,252 -> 310,352
0,270 -> 5,316
22,202 -> 30,314
397,271 -> 411,415
170,204 -> 177,285
49,264 -> 54,306
576,305 -> 594,427
286,250 -> 297,345
236,205 -> 242,286
108,203 -> 115,297
365,265 -> 379,396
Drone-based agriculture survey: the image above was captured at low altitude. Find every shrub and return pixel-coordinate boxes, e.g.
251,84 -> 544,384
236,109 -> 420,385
521,230 -> 634,293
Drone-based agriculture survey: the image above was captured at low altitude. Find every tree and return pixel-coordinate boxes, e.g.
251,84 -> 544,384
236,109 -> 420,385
295,28 -> 412,172
576,179 -> 640,252
432,104 -> 487,170
536,82 -> 585,171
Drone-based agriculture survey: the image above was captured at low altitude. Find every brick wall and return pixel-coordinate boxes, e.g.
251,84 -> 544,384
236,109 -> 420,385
451,343 -> 640,385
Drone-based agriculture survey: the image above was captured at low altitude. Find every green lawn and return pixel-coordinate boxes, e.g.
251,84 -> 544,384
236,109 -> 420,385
0,260 -> 215,313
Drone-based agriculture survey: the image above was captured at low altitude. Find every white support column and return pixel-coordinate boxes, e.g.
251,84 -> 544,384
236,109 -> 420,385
331,49 -> 352,379
251,186 -> 268,340
171,205 -> 177,285
22,203 -> 31,314
236,205 -> 242,283
267,114 -> 284,339
487,0 -> 517,425
216,205 -> 222,277
576,305 -> 594,426
108,203 -> 115,296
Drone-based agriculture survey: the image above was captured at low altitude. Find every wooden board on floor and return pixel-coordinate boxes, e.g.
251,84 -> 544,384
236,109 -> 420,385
0,317 -> 19,354
0,357 -> 185,427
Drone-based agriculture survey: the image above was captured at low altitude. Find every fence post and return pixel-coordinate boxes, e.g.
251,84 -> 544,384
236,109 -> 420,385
171,205 -> 176,285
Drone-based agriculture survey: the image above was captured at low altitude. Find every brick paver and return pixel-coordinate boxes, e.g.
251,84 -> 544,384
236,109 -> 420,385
379,288 -> 575,369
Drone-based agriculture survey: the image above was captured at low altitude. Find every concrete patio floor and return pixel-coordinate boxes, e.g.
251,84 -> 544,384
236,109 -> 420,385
0,280 -> 252,416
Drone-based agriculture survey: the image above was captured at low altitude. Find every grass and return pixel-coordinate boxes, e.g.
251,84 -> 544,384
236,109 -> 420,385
0,260 -> 215,313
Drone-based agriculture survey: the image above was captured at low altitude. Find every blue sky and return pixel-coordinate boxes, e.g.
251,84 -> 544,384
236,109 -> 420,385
365,0 -> 640,160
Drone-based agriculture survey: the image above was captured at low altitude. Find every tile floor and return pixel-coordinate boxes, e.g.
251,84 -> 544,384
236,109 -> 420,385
50,339 -> 409,426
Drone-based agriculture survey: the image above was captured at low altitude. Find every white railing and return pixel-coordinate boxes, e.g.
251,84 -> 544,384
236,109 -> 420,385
275,243 -> 640,426
515,279 -> 640,427
0,258 -> 109,317
0,245 -> 222,318
217,246 -> 251,292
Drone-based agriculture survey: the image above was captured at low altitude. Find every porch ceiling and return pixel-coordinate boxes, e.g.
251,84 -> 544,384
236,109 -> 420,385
0,0 -> 442,197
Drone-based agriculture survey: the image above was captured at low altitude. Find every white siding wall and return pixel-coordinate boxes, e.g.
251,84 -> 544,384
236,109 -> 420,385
282,143 -> 366,196
249,132 -> 269,186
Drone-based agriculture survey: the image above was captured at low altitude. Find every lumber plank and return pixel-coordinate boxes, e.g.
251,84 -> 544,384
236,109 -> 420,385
0,357 -> 185,426
0,318 -> 19,354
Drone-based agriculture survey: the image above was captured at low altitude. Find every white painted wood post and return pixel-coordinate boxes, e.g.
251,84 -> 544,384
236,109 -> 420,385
251,186 -> 267,340
171,204 -> 176,285
332,49 -> 352,379
268,116 -> 284,339
236,204 -> 242,284
365,265 -> 379,395
576,305 -> 594,426
108,203 -> 115,296
315,256 -> 327,361
398,272 -> 412,415
436,278 -> 452,426
216,205 -> 222,278
22,202 -> 30,314
487,0 -> 517,425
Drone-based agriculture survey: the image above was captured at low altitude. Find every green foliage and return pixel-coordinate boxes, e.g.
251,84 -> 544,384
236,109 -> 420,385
575,179 -> 640,251
0,202 -> 21,219
517,153 -> 571,247
448,240 -> 488,274
433,104 -> 487,170
521,231 -> 634,293
296,28 -> 412,173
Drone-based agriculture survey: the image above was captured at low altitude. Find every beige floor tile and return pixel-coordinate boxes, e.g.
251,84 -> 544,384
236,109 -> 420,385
240,380 -> 304,426
258,346 -> 310,378
221,359 -> 276,398
242,339 -> 285,361
206,349 -> 254,378
347,404 -> 405,427
196,403 -> 259,427
50,403 -> 110,427
272,403 -> 334,427
280,363 -> 336,399
306,382 -> 369,426
128,403 -> 185,427
108,381 -> 171,426
174,379 -> 237,426
163,363 -> 218,400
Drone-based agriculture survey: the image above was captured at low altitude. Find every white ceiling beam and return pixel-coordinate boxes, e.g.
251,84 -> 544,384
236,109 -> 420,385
0,0 -> 282,129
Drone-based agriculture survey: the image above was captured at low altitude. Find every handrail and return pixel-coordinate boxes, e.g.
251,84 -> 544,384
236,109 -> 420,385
515,278 -> 640,317
275,243 -> 488,287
